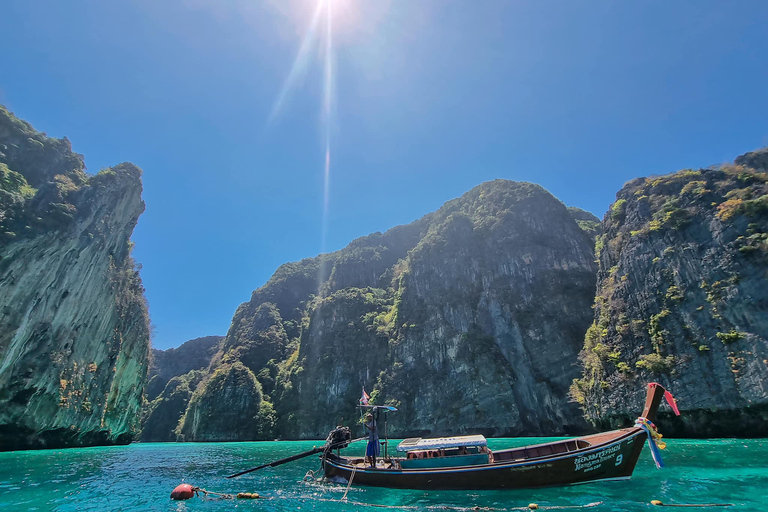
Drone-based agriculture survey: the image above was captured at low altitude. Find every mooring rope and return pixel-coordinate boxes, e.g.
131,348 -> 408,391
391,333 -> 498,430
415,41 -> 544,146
340,464 -> 358,501
191,487 -> 261,500
193,487 -> 234,500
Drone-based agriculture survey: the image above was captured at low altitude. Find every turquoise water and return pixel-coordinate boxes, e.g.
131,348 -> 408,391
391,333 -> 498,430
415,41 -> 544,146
1,438 -> 766,511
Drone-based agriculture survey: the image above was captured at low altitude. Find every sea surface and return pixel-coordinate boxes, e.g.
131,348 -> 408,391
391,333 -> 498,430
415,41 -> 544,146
0,438 -> 766,511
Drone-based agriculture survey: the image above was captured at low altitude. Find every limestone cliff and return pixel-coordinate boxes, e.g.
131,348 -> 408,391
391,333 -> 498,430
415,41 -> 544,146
0,105 -> 150,450
179,180 -> 597,441
141,369 -> 207,442
178,362 -> 275,441
369,184 -> 597,437
146,335 -> 222,401
572,149 -> 768,437
140,336 -> 222,442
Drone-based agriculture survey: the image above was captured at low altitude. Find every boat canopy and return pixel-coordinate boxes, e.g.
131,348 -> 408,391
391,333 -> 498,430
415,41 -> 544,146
396,435 -> 487,452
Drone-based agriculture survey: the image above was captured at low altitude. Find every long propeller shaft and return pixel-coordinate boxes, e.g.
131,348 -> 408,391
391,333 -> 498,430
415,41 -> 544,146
226,436 -> 367,479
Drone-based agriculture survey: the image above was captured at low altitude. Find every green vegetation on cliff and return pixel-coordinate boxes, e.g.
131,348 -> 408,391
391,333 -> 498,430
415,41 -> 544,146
141,370 -> 207,442
0,105 -> 85,188
178,362 -> 275,441
567,206 -> 601,241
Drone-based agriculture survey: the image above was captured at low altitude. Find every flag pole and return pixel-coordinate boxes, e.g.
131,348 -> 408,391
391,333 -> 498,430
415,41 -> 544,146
359,385 -> 367,437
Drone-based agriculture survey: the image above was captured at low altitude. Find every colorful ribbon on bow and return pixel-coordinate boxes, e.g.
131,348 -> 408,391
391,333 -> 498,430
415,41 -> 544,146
635,416 -> 666,468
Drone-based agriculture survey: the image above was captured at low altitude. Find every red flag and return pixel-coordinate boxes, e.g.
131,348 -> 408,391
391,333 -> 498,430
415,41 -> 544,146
648,382 -> 681,416
360,387 -> 370,406
664,390 -> 681,416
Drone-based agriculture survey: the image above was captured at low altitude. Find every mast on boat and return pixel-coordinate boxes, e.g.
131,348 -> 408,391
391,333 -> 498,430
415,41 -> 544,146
358,386 -> 397,463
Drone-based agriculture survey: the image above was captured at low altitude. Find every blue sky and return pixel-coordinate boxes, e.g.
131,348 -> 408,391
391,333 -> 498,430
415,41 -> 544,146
2,1 -> 767,349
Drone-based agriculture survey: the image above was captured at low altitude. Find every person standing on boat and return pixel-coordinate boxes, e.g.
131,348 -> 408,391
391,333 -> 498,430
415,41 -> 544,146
364,412 -> 380,468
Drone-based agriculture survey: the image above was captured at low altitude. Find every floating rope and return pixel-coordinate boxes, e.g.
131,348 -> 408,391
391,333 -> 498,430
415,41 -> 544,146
635,416 -> 667,468
170,483 -> 261,501
650,500 -> 734,507
194,487 -> 261,500
311,496 -> 603,511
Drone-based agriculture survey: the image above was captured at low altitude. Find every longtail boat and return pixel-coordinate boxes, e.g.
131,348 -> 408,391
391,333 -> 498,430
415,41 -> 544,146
319,382 -> 680,490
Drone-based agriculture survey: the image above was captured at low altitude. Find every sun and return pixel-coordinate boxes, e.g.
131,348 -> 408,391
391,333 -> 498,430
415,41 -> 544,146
321,0 -> 357,33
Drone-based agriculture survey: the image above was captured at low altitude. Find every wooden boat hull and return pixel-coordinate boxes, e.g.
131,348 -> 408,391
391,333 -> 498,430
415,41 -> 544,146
323,427 -> 647,490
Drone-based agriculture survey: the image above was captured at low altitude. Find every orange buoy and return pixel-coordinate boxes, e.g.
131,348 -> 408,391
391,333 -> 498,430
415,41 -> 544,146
171,483 -> 196,500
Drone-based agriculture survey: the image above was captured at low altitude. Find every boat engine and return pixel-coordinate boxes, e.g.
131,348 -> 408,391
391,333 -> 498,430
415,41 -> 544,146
326,426 -> 352,450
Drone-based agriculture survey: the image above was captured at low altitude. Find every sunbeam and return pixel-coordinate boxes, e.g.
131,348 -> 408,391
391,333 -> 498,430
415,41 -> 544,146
266,0 -> 339,296
266,0 -> 324,125
318,0 -> 334,295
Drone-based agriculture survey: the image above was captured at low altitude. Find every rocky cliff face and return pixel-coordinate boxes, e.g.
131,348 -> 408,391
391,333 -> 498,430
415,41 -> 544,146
572,149 -> 768,437
173,180 -> 597,441
0,105 -> 150,450
140,336 -> 222,442
178,362 -> 274,441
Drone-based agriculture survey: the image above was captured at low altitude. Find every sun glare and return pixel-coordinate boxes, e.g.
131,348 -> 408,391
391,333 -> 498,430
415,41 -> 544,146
319,0 -> 335,293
